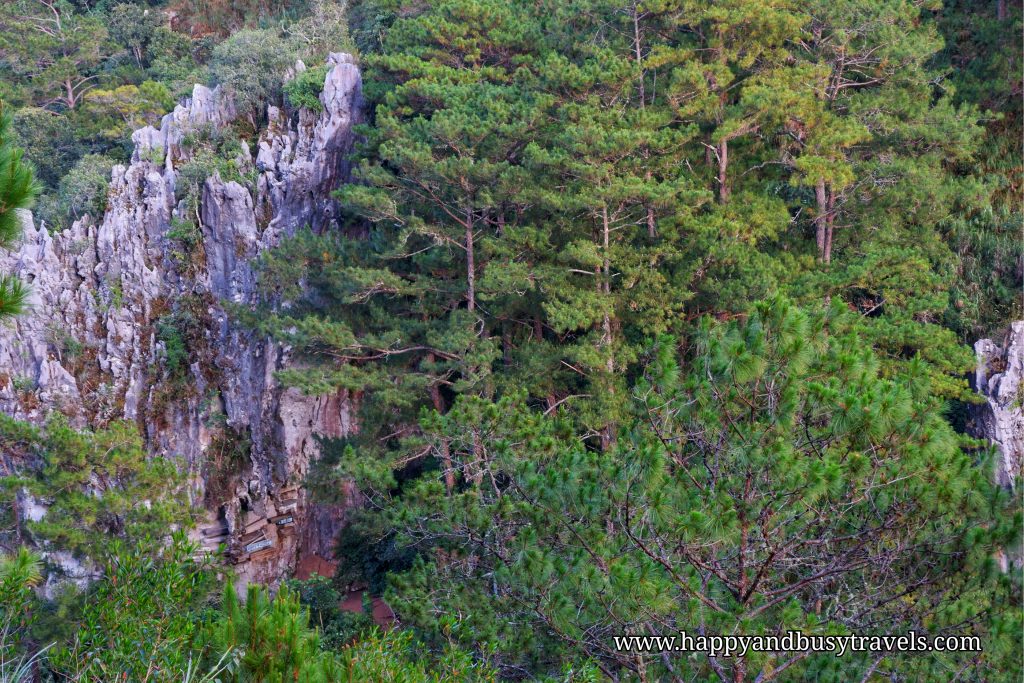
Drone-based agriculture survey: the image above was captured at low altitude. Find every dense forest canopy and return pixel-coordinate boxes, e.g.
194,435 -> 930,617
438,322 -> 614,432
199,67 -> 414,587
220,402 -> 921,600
0,0 -> 1019,680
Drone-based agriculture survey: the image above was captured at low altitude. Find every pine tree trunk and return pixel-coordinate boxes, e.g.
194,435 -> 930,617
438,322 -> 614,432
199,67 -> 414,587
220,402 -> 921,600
64,79 -> 76,109
632,4 -> 645,106
470,429 -> 484,486
601,206 -> 616,451
427,357 -> 456,493
815,179 -> 828,261
823,189 -> 836,264
534,318 -> 558,410
502,323 -> 511,368
718,139 -> 729,203
633,10 -> 656,238
601,206 -> 613,372
645,171 -> 656,238
465,207 -> 476,312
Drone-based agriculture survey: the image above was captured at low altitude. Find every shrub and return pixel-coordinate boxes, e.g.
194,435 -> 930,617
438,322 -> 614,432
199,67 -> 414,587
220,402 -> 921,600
48,534 -> 215,681
284,0 -> 354,63
284,65 -> 329,112
36,154 -> 115,230
286,574 -> 374,650
209,29 -> 294,124
10,108 -> 80,191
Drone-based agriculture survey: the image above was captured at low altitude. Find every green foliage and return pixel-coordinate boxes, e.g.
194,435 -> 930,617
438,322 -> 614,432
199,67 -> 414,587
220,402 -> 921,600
156,313 -> 192,382
168,127 -> 256,270
10,108 -> 79,191
936,0 -> 1023,339
0,102 -> 38,321
0,413 -> 194,561
0,547 -> 52,683
199,580 -> 345,682
78,80 -> 174,147
153,293 -> 216,396
0,538 -> 495,682
167,215 -> 205,270
284,65 -> 329,112
0,1 -> 110,111
333,629 -> 497,683
0,548 -> 43,658
107,2 -> 164,69
209,29 -> 295,122
0,1 -> 1018,680
252,8 -> 1022,677
172,0 -> 311,38
35,153 -> 114,229
340,298 -> 1020,680
197,578 -> 496,682
202,426 -> 251,506
286,575 -> 373,650
48,533 -> 217,682
146,26 -> 207,97
283,0 -> 354,63
265,0 -> 999,499
177,126 -> 256,192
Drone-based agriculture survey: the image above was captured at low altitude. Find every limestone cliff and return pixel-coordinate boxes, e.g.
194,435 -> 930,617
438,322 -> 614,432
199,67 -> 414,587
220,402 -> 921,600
971,321 -> 1024,491
0,53 -> 362,586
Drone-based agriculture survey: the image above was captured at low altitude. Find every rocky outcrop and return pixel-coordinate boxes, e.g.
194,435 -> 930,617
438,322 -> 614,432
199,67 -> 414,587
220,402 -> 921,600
0,54 -> 363,587
972,321 -> 1024,491
256,53 -> 361,234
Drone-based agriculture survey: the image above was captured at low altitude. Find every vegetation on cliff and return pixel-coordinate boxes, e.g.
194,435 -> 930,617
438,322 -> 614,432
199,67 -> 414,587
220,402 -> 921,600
0,0 -> 1019,680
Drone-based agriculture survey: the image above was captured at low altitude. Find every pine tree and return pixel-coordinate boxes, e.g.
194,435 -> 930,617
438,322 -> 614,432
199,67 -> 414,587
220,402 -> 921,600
0,1 -> 111,111
201,580 -> 342,682
350,298 -> 1019,681
937,0 -> 1023,338
0,102 -> 38,321
257,0 -> 552,489
251,5 -> 1021,677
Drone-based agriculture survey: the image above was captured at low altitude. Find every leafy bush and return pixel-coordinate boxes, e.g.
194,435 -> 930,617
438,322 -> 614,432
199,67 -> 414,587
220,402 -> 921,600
284,0 -> 354,62
155,296 -> 212,383
10,108 -> 80,191
199,580 -> 496,683
209,29 -> 294,123
156,314 -> 190,381
48,534 -> 216,682
147,27 -> 207,97
78,81 -> 174,146
286,574 -> 373,650
284,65 -> 329,112
36,154 -> 115,230
106,2 -> 163,68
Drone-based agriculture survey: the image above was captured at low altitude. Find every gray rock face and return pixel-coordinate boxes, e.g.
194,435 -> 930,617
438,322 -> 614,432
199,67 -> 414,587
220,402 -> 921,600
972,321 -> 1024,491
256,52 -> 362,234
0,57 -> 363,587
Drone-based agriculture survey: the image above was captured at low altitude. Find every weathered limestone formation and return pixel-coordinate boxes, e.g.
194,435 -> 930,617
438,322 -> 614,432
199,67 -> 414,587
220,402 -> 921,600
972,321 -> 1024,491
972,320 -> 1023,572
0,53 -> 363,586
